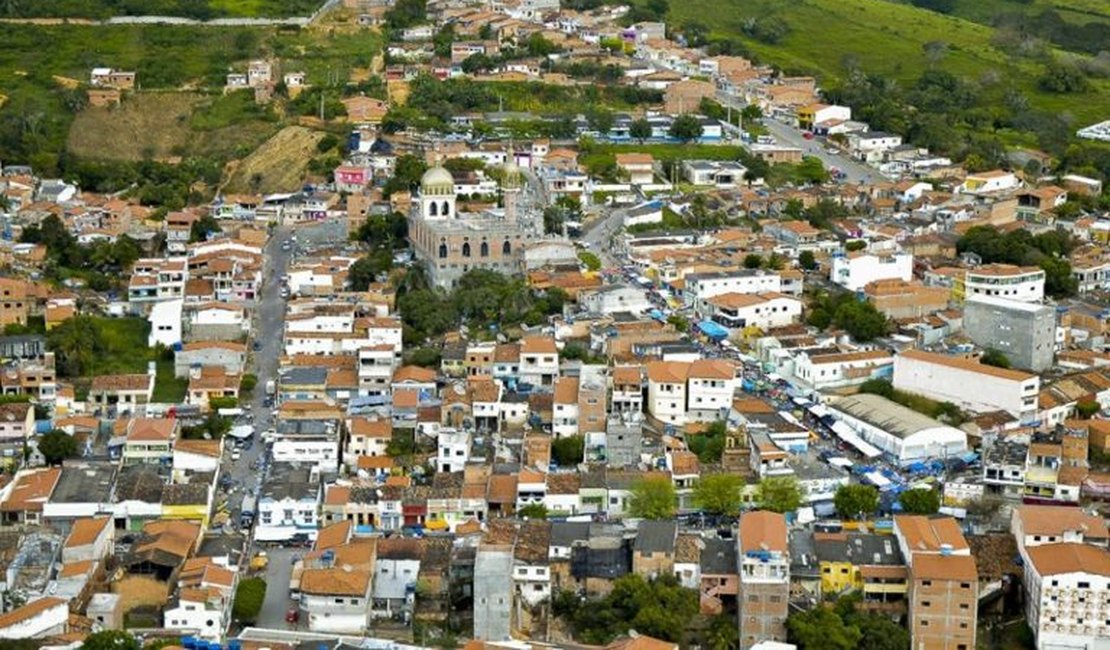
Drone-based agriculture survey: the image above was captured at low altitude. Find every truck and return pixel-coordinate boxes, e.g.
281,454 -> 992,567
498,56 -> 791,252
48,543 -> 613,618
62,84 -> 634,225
265,379 -> 276,395
240,494 -> 257,528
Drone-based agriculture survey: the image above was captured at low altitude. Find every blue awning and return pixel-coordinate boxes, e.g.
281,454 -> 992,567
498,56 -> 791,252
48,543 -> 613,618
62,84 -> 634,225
697,320 -> 730,340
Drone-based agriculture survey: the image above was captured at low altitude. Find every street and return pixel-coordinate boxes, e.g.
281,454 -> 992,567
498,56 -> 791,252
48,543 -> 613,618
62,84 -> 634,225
254,546 -> 299,629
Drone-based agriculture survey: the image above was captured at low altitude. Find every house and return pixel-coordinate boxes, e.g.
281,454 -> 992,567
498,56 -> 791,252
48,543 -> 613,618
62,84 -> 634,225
187,366 -> 240,411
0,401 -> 35,450
255,463 -> 321,542
697,537 -> 738,614
830,251 -> 913,291
88,371 -> 155,415
964,296 -> 1056,372
699,292 -> 802,331
796,104 -> 851,131
863,280 -> 950,320
959,170 -> 1020,195
738,511 -> 789,649
813,532 -> 906,609
615,153 -> 655,185
342,96 -> 390,124
893,349 -> 1040,422
90,67 -> 136,89
519,336 -> 559,387
62,516 -> 114,563
0,278 -> 35,327
121,418 -> 176,465
299,539 -> 376,633
0,597 -> 69,639
0,468 -> 61,526
632,520 -> 677,579
682,160 -> 748,188
848,132 -> 903,160
664,79 -> 715,114
164,559 -> 238,640
147,298 -> 184,348
175,341 -> 248,378
791,350 -> 894,393
372,538 -> 421,620
580,284 -> 652,316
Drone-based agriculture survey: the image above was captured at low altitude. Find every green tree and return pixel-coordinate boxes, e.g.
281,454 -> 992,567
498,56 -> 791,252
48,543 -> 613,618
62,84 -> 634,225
980,348 -> 1011,369
37,429 -> 78,464
232,577 -> 266,623
48,315 -> 105,377
687,420 -> 727,463
668,113 -> 704,143
629,477 -> 677,519
565,574 -> 697,644
704,612 -> 740,650
384,0 -> 426,29
578,250 -> 602,271
667,313 -> 689,332
189,214 -> 221,243
741,104 -> 763,121
786,606 -> 862,650
383,154 -> 428,197
833,298 -> 889,342
405,347 -> 442,368
551,434 -> 585,466
629,118 -> 652,143
693,473 -> 744,516
798,250 -> 818,271
348,251 -> 392,291
1038,61 -> 1091,93
757,476 -> 801,513
796,156 -> 830,184
518,503 -> 549,519
1077,399 -> 1101,419
240,373 -> 257,393
859,377 -> 895,399
834,484 -> 879,520
81,631 -> 142,650
898,488 -> 940,515
743,253 -> 763,269
845,240 -> 867,252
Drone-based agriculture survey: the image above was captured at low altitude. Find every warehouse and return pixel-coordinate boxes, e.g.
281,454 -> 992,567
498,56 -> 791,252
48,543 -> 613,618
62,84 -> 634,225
829,393 -> 968,466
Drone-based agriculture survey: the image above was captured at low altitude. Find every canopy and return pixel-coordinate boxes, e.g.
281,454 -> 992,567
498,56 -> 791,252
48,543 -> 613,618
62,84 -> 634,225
830,420 -> 882,458
227,425 -> 253,439
864,471 -> 892,488
697,320 -> 730,341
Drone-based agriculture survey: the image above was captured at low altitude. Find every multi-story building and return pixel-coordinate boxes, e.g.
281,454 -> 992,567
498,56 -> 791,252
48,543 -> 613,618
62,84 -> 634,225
687,359 -> 741,422
611,366 -> 644,415
553,377 -> 580,438
791,350 -> 893,393
964,296 -> 1056,371
737,511 -> 789,649
255,463 -> 320,542
830,251 -> 913,292
519,336 -> 559,388
961,264 -> 1045,303
683,270 -> 782,308
646,361 -> 689,426
698,292 -> 802,331
893,349 -> 1040,422
128,258 -> 188,312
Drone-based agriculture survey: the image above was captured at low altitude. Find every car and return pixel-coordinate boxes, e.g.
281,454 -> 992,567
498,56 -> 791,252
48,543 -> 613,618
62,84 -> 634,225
285,608 -> 299,624
802,131 -> 815,140
252,340 -> 262,351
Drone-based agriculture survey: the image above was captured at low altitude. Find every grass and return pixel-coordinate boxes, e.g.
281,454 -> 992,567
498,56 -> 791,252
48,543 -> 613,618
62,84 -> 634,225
918,0 -> 1108,27
5,0 -> 324,19
76,317 -> 187,402
658,0 -> 1110,125
223,125 -> 326,193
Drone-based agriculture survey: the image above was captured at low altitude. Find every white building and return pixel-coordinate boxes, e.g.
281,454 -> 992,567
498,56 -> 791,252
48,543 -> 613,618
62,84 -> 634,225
849,132 -> 904,160
254,463 -> 320,542
830,251 -> 913,291
300,565 -> 373,633
682,160 -> 748,188
829,394 -> 968,466
683,270 -> 782,307
580,284 -> 651,315
686,359 -> 741,422
372,556 -> 419,620
963,264 -> 1046,303
1022,543 -> 1110,650
519,336 -> 559,387
148,298 -> 183,348
646,360 -> 690,425
271,431 -> 340,471
791,350 -> 893,392
0,597 -> 69,639
437,428 -> 471,473
553,377 -> 579,438
893,349 -> 1040,422
699,292 -> 802,330
959,170 -> 1020,195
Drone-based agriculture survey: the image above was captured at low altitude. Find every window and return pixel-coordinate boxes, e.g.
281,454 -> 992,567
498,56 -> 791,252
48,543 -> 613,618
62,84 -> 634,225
748,595 -> 759,603
462,242 -> 471,257
960,582 -> 971,589
922,580 -> 932,587
503,240 -> 512,255
1079,581 -> 1091,589
438,244 -> 448,258
922,601 -> 930,607
481,241 -> 489,257
921,621 -> 928,627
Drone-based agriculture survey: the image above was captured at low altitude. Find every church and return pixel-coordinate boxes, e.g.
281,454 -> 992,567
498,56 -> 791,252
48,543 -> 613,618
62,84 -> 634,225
407,159 -> 541,289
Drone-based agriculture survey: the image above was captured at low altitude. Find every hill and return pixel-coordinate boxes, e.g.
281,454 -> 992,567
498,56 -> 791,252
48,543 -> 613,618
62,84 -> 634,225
222,125 -> 327,195
663,0 -> 1109,126
0,0 -> 323,19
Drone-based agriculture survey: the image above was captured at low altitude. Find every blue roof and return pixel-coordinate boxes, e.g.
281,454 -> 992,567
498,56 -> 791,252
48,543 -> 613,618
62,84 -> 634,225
697,320 -> 730,340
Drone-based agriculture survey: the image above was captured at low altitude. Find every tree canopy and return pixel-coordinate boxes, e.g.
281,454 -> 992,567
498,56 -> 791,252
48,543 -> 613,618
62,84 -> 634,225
957,225 -> 1078,297
693,473 -> 744,516
807,291 -> 889,341
38,430 -> 78,464
834,484 -> 879,520
551,435 -> 584,467
554,574 -> 697,644
757,476 -> 802,513
232,577 -> 266,623
898,488 -> 940,515
81,631 -> 141,650
628,477 -> 678,519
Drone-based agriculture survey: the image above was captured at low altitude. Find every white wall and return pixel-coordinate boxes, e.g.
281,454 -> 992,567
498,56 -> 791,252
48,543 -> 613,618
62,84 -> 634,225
893,354 -> 1039,421
830,253 -> 913,291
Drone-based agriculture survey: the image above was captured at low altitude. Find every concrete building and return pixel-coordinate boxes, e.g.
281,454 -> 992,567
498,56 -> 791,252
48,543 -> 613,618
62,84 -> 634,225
893,516 -> 977,650
683,270 -> 782,308
738,511 -> 789,649
962,264 -> 1045,303
830,394 -> 967,465
830,251 -> 913,292
893,349 -> 1040,422
698,292 -> 802,331
473,545 -> 514,641
964,295 -> 1056,371
0,597 -> 69,639
407,164 -> 539,289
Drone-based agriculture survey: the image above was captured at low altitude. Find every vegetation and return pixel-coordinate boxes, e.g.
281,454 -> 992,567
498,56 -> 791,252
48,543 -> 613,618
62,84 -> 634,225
405,347 -> 442,368
980,348 -> 1012,369
232,577 -> 266,623
81,631 -> 141,650
692,473 -> 744,516
859,378 -> 965,423
798,250 -> 818,271
552,435 -> 585,467
898,487 -> 941,515
518,503 -> 549,519
21,214 -> 142,290
834,484 -> 879,520
38,430 -> 78,464
806,291 -> 889,342
757,475 -> 802,513
628,476 -> 678,519
239,373 -> 258,394
1076,399 -> 1101,419
0,0 -> 321,18
957,225 -> 1078,297
687,420 -> 727,463
788,595 -> 910,650
578,250 -> 602,272
553,574 -> 698,644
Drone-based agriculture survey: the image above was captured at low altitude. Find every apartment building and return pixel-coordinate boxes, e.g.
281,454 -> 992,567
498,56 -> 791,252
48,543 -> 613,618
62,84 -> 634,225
893,515 -> 977,650
961,264 -> 1045,303
830,251 -> 913,291
683,270 -> 782,308
893,349 -> 1040,422
738,511 -> 789,649
646,359 -> 740,425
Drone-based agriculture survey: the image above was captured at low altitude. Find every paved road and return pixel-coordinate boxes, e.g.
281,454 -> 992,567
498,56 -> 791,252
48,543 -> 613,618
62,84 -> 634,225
256,547 -> 299,629
581,208 -> 624,268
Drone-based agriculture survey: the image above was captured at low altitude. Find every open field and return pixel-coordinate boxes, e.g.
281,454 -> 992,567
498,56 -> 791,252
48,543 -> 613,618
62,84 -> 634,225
223,125 -> 326,194
66,92 -> 279,162
660,0 -> 1110,125
0,0 -> 323,19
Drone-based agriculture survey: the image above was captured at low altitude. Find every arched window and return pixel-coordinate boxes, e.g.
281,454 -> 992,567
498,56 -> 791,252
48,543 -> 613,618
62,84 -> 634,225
502,240 -> 512,255
442,201 -> 450,216
438,244 -> 448,258
429,201 -> 438,216
480,241 -> 489,257
462,242 -> 471,257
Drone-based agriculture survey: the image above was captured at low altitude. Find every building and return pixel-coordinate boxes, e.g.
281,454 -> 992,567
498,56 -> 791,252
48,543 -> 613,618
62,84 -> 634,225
863,280 -> 950,320
1022,544 -> 1110,650
964,295 -> 1056,371
473,545 -> 514,641
830,251 -> 913,291
407,164 -> 539,289
893,349 -> 1040,422
797,103 -> 851,130
738,511 -> 789,649
684,270 -> 782,307
698,292 -> 802,331
255,463 -> 320,542
962,264 -> 1045,303
829,394 -> 968,466
682,160 -> 748,188
791,350 -> 893,393
0,597 -> 69,639
959,170 -> 1020,195
893,516 -> 977,650
813,532 -> 906,607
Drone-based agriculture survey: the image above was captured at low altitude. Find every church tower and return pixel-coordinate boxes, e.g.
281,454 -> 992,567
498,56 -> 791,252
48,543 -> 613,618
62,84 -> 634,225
420,166 -> 456,220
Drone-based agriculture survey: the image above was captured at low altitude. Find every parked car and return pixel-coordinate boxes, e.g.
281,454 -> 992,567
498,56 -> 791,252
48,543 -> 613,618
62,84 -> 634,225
252,340 -> 262,351
285,608 -> 299,624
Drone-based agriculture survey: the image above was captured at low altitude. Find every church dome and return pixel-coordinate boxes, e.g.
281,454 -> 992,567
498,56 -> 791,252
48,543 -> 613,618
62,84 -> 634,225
501,160 -> 522,190
421,166 -> 455,195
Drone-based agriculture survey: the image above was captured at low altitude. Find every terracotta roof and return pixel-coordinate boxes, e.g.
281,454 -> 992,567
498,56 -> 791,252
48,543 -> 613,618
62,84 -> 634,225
912,554 -> 978,581
554,377 -> 579,404
393,365 -> 438,383
137,520 -> 200,559
90,373 -> 153,392
895,515 -> 969,553
859,565 -> 908,579
349,417 -> 392,438
487,474 -> 518,503
494,343 -> 520,362
0,468 -> 60,512
1026,542 -> 1110,577
181,341 -> 246,352
174,439 -> 222,458
898,349 -> 1035,382
688,358 -> 737,380
739,510 -> 787,553
300,567 -> 372,596
393,388 -> 419,408
325,485 -> 351,506
646,360 -> 690,384
315,520 -> 353,551
65,517 -> 111,548
0,597 -> 68,630
59,559 -> 95,579
520,336 -> 557,355
605,634 -> 677,650
670,450 -> 699,475
809,350 -> 892,364
612,366 -> 642,384
126,418 -> 176,442
357,455 -> 394,470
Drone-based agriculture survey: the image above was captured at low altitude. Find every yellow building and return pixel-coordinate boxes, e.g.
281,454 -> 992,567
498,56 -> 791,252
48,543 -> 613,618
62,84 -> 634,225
814,532 -> 908,611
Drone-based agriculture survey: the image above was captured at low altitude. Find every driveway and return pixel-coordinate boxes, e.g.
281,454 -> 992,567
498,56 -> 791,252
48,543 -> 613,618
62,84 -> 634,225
255,546 -> 300,629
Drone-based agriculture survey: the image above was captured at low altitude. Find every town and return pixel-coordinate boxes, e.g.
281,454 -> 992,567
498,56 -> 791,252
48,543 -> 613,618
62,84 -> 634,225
0,1 -> 1108,650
